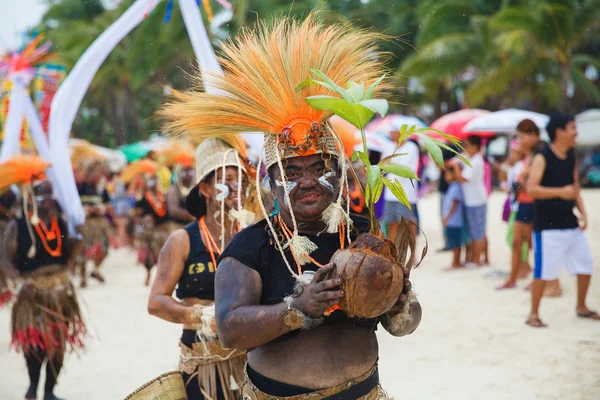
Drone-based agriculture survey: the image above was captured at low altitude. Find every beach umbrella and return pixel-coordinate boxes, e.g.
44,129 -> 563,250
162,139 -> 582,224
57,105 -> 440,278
119,142 -> 150,162
366,114 -> 427,135
463,108 -> 549,133
576,109 -> 600,147
360,131 -> 395,154
429,109 -> 494,141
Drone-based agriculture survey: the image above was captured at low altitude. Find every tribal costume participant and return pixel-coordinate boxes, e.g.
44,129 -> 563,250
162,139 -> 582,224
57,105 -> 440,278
123,159 -> 170,286
0,156 -> 86,400
148,137 -> 251,400
0,186 -> 18,306
71,141 -> 112,287
162,16 -> 421,399
160,140 -> 196,227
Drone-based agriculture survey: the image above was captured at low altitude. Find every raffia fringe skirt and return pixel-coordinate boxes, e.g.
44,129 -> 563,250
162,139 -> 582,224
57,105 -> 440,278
136,223 -> 177,269
11,270 -> 86,356
241,365 -> 389,400
81,216 -> 111,261
179,337 -> 247,400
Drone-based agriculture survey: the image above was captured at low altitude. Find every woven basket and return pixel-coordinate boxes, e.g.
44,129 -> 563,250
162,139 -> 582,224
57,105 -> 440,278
124,371 -> 187,400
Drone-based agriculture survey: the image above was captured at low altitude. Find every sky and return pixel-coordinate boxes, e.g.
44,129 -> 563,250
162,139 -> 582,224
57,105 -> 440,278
0,0 -> 48,50
0,0 -> 120,51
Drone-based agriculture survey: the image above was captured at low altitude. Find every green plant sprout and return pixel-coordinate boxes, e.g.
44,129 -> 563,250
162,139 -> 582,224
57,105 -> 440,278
299,69 -> 469,233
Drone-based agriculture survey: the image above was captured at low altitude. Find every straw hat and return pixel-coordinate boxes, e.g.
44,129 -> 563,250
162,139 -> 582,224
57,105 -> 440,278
195,138 -> 246,183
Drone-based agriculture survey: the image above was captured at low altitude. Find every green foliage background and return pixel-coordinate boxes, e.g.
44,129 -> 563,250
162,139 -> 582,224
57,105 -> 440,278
32,0 -> 600,147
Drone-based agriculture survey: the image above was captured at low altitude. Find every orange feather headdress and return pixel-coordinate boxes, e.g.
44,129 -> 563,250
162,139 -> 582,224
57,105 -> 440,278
158,139 -> 196,168
160,14 -> 387,167
121,159 -> 158,184
70,140 -> 108,178
0,155 -> 50,192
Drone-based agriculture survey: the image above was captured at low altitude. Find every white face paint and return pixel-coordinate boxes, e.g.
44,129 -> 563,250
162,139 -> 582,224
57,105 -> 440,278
318,170 -> 336,193
214,183 -> 230,201
275,179 -> 297,206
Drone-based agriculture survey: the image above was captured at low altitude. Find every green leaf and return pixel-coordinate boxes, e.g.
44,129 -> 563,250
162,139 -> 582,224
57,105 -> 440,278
295,76 -> 314,92
351,150 -> 359,162
305,96 -> 375,130
380,164 -> 419,180
353,150 -> 371,167
421,135 -> 444,168
359,99 -> 389,118
379,152 -> 407,165
415,130 -> 471,168
365,74 -> 386,100
382,178 -> 411,208
309,69 -> 354,102
346,81 -> 365,102
365,165 -> 383,206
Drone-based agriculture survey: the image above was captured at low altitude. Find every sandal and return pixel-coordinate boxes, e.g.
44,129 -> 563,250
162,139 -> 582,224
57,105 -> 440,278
577,310 -> 600,320
90,271 -> 105,283
525,316 -> 547,328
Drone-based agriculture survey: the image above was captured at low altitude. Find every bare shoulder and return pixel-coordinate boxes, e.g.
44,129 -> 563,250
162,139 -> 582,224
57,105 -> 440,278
159,228 -> 190,261
216,257 -> 260,281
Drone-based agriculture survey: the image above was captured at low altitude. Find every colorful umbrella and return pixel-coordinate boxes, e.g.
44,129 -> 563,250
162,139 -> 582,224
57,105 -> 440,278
429,109 -> 494,141
366,114 -> 427,137
463,108 -> 549,133
119,142 -> 151,163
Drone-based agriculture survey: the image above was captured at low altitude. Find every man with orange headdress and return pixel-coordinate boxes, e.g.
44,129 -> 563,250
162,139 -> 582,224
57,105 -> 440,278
0,156 -> 86,400
162,16 -> 421,399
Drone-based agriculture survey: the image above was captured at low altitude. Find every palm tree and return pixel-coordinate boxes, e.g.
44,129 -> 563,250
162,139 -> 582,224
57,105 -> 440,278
491,0 -> 600,110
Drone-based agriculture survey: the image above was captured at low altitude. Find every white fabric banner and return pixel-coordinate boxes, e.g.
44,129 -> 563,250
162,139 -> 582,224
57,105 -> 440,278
179,0 -> 224,94
47,0 -> 160,229
0,77 -> 26,162
179,0 -> 264,156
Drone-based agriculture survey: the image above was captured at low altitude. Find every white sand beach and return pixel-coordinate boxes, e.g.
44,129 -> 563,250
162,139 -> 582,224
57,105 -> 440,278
1,190 -> 599,399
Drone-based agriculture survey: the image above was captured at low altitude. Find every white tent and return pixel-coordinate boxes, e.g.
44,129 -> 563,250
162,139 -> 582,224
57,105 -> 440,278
576,109 -> 600,147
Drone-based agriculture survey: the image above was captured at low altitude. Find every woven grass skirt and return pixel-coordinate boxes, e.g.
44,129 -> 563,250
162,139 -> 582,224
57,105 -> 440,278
179,337 -> 246,400
136,223 -> 174,270
81,216 -> 111,262
11,270 -> 86,357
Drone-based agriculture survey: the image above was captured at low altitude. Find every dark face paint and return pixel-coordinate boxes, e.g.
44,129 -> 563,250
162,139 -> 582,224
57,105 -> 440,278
270,154 -> 339,223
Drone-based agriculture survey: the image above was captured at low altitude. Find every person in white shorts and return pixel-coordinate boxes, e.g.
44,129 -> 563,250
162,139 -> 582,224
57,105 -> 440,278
526,113 -> 599,327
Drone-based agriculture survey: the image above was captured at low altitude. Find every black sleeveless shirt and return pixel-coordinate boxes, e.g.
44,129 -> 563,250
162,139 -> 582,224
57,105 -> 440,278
219,215 -> 378,343
176,221 -> 218,300
15,215 -> 69,274
533,146 -> 579,231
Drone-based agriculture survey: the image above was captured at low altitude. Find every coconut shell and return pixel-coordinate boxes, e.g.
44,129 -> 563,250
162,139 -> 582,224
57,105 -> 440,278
330,233 -> 404,318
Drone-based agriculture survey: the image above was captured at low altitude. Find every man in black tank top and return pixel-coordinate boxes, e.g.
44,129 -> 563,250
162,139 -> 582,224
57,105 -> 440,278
526,113 -> 599,327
